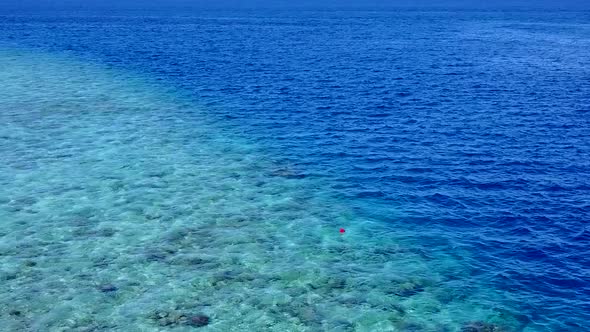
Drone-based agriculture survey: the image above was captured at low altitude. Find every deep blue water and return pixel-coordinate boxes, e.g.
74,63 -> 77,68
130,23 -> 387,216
1,9 -> 589,331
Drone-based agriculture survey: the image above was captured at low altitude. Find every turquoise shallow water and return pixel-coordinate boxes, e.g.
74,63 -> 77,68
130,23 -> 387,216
0,49 -> 531,331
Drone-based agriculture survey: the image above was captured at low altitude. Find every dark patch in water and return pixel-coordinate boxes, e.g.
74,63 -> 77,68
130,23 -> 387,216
98,284 -> 118,293
8,310 -> 22,317
270,168 -> 307,179
461,321 -> 508,332
187,314 -> 210,327
149,310 -> 210,328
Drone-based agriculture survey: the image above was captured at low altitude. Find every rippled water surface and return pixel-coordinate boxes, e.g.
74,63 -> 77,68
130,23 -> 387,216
0,9 -> 589,332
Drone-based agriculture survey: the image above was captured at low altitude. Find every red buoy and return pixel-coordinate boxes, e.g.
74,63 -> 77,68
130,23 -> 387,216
339,228 -> 346,233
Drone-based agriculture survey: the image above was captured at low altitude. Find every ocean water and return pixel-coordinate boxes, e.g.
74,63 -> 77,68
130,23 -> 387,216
0,9 -> 589,332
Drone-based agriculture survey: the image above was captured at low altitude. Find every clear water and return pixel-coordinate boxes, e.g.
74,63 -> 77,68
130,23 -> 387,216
0,9 -> 589,332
